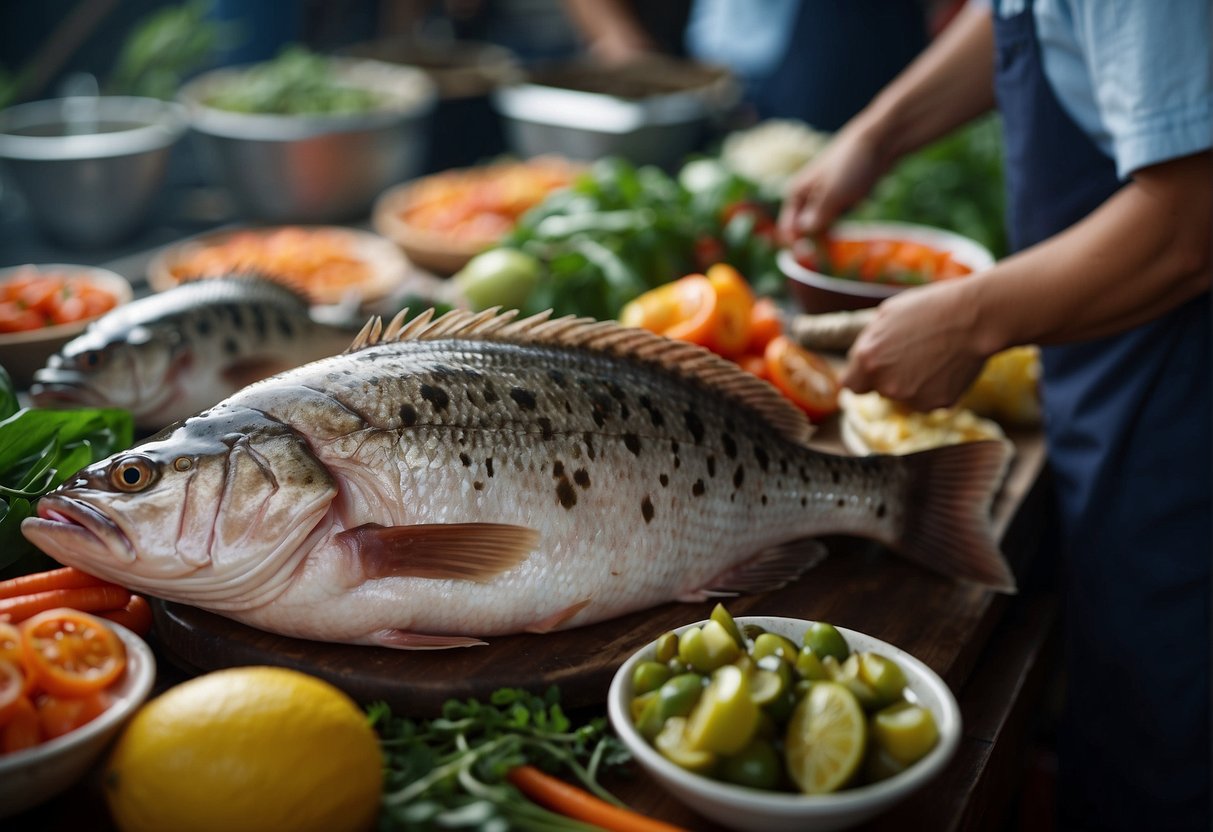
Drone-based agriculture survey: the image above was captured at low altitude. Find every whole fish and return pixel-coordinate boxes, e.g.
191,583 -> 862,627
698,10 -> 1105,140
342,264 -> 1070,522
29,276 -> 358,432
22,308 -> 1015,649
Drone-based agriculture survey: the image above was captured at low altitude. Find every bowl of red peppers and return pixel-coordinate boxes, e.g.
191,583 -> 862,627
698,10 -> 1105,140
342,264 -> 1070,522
779,221 -> 994,315
0,264 -> 132,388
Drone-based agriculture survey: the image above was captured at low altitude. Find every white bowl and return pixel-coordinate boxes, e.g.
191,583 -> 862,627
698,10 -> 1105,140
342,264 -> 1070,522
779,220 -> 995,315
0,264 -> 134,388
0,621 -> 156,818
607,616 -> 962,832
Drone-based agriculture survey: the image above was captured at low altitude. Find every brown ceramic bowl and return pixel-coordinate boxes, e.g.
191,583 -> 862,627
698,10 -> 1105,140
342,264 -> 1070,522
779,221 -> 995,315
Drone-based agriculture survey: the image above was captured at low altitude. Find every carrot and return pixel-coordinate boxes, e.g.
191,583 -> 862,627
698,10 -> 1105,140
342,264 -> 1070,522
507,765 -> 689,832
0,566 -> 118,600
0,585 -> 131,625
97,595 -> 153,637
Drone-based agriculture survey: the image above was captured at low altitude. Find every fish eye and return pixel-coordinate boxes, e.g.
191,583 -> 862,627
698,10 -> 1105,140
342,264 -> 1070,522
74,350 -> 104,370
110,456 -> 157,493
173,457 -> 193,472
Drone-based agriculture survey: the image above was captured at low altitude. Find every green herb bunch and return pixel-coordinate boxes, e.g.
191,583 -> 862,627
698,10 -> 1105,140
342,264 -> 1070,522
371,687 -> 632,832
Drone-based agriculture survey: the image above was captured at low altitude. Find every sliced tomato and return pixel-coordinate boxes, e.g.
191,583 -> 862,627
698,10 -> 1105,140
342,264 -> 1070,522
0,695 -> 39,754
737,353 -> 770,381
704,264 -> 755,358
0,659 -> 25,728
0,301 -> 45,333
746,297 -> 784,355
934,254 -> 973,280
764,336 -> 841,422
36,690 -> 112,740
20,609 -> 126,698
662,275 -> 721,347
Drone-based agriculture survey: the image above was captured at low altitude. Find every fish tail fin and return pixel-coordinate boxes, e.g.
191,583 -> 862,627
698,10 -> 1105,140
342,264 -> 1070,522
893,439 -> 1017,593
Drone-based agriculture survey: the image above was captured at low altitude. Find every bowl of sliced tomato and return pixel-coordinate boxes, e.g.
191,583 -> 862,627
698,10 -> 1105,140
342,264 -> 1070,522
0,264 -> 133,389
779,221 -> 994,315
0,609 -> 155,818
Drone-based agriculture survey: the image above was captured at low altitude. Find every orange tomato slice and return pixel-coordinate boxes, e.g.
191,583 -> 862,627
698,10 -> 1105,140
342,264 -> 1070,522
737,353 -> 770,381
0,659 -> 25,728
764,336 -> 841,422
36,690 -> 112,740
1,694 -> 39,754
746,297 -> 784,355
20,609 -> 126,699
704,264 -> 755,358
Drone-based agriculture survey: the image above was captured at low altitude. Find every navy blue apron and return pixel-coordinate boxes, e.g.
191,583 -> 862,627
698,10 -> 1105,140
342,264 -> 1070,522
993,6 -> 1211,830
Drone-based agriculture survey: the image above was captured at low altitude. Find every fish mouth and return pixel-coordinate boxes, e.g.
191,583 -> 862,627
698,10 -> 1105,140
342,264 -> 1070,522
25,495 -> 136,565
28,374 -> 104,408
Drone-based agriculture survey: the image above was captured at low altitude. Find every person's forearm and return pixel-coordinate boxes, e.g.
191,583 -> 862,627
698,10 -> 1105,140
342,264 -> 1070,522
965,152 -> 1212,353
855,3 -> 997,167
561,0 -> 654,55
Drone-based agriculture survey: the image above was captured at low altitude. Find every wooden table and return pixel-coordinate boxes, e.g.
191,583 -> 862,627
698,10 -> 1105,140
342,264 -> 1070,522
6,242 -> 1060,830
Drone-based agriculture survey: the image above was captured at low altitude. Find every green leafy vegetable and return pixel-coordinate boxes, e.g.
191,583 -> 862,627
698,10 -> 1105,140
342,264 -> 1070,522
106,0 -> 223,100
371,687 -> 632,832
0,366 -> 134,577
204,46 -> 383,115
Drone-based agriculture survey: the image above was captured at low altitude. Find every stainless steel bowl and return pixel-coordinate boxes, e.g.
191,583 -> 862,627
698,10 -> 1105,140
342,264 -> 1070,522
0,96 -> 185,249
178,58 -> 437,223
493,57 -> 737,169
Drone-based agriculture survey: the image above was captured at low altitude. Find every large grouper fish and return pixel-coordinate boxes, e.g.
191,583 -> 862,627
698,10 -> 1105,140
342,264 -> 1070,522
22,308 -> 1015,649
30,276 -> 360,432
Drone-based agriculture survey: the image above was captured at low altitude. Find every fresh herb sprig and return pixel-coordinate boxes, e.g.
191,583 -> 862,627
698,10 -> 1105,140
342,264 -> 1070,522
370,687 -> 632,832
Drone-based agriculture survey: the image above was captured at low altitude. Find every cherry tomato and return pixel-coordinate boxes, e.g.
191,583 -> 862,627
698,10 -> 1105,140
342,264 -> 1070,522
36,690 -> 112,740
20,609 -> 126,698
764,336 -> 841,421
704,264 -> 755,358
746,297 -> 784,355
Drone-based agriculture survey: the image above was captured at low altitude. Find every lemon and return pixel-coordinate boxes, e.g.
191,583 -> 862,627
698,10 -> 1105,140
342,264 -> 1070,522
785,681 -> 867,794
685,664 -> 760,755
870,701 -> 939,766
103,666 -> 383,832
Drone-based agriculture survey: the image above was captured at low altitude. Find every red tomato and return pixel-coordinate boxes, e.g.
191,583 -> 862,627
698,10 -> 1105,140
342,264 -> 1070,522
0,301 -> 45,333
20,609 -> 126,699
737,353 -> 770,381
764,336 -> 841,421
746,297 -> 784,355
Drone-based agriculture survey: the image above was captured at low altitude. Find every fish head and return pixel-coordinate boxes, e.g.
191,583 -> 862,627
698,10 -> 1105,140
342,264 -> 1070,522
21,405 -> 339,603
30,323 -> 192,430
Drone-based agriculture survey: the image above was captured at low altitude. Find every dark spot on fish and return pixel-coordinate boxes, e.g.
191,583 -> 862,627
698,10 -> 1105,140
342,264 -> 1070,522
623,433 -> 641,456
780,459 -> 789,475
537,416 -> 554,440
473,481 -> 484,491
684,411 -> 705,443
692,479 -> 705,497
832,469 -> 840,484
432,365 -> 455,379
641,496 -> 655,523
605,381 -> 629,419
327,372 -> 343,382
574,468 -> 590,488
399,403 -> 418,427
671,440 -> 680,456
420,384 -> 450,410
223,337 -> 239,355
557,480 -> 577,509
639,395 -> 664,428
459,453 -> 472,467
591,410 -> 606,429
722,433 -> 738,459
462,367 -> 482,380
198,318 -> 213,336
465,389 -> 477,405
762,495 -> 768,505
754,445 -> 770,472
590,391 -> 614,423
837,498 -> 846,507
250,306 -> 267,339
483,384 -> 499,404
583,433 -> 596,460
553,461 -> 565,478
547,368 -> 567,387
800,466 -> 809,482
706,456 -> 716,477
802,497 -> 808,507
659,473 -> 669,487
733,466 -> 745,488
510,387 -> 538,410
565,401 -> 574,414
486,458 -> 494,478
724,419 -> 737,433
876,503 -> 886,518
367,376 -> 381,386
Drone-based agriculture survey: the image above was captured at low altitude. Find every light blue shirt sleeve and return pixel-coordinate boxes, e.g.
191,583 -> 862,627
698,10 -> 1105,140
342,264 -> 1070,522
1036,0 -> 1212,179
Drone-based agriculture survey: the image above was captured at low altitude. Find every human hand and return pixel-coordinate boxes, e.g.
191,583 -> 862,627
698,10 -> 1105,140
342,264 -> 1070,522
841,280 -> 989,411
777,125 -> 888,243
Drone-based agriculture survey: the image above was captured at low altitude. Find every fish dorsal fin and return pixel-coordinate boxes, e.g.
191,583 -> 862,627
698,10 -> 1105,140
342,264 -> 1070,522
349,307 -> 814,445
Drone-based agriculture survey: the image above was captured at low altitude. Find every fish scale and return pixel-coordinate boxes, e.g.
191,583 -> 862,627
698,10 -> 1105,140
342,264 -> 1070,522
22,309 -> 1016,648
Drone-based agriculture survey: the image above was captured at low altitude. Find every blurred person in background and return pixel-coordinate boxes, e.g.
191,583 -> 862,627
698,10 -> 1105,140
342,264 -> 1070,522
563,0 -> 943,130
778,2 -> 1211,829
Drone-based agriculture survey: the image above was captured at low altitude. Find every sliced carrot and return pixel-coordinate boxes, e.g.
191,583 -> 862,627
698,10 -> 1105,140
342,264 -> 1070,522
97,595 -> 153,637
508,765 -> 689,832
0,566 -> 118,600
0,585 -> 131,625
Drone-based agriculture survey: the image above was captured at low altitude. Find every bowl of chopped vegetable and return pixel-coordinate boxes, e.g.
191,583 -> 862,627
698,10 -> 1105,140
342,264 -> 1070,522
178,47 -> 436,223
779,221 -> 994,315
607,609 -> 962,832
0,613 -> 155,819
0,264 -> 133,388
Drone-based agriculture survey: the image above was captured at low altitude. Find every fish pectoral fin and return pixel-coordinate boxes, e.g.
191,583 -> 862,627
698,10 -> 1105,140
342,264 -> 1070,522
337,522 -> 539,582
695,538 -> 830,596
221,358 -> 293,390
524,598 -> 592,633
372,629 -> 488,649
